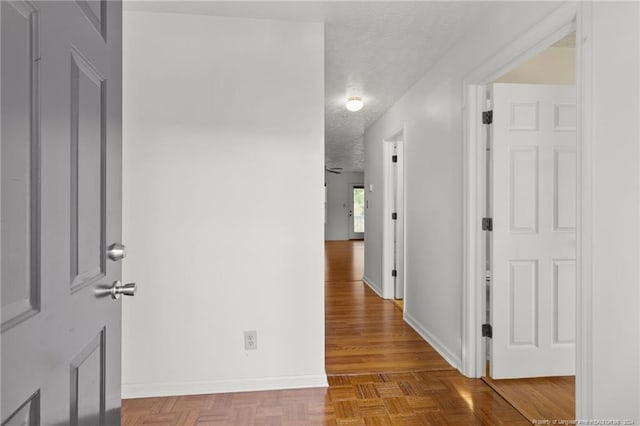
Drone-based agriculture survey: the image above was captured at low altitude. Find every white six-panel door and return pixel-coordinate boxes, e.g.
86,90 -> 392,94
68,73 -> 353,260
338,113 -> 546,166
491,83 -> 576,379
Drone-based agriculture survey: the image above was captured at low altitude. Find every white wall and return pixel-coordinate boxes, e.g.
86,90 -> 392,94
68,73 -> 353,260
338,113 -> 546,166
496,46 -> 575,84
365,0 -> 640,419
122,11 -> 326,397
325,171 -> 364,240
364,1 -> 563,368
587,3 -> 639,419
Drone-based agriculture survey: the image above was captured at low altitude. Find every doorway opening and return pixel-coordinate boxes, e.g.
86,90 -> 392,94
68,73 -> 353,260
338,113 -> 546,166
324,170 -> 365,242
481,31 -> 577,421
349,184 -> 365,240
383,130 -> 405,301
462,4 -> 585,421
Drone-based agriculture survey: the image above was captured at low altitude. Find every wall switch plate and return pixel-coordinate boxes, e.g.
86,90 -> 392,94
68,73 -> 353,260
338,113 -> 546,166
244,330 -> 257,350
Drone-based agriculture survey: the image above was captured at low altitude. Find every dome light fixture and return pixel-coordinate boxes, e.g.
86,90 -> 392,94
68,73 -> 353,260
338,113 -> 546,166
345,96 -> 364,112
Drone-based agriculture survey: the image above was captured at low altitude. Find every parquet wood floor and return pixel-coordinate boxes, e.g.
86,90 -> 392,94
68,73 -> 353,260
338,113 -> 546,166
122,240 -> 533,425
122,370 -> 531,425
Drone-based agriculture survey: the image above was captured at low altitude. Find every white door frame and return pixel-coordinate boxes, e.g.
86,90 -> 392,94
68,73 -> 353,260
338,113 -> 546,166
461,2 -> 593,417
382,127 -> 405,300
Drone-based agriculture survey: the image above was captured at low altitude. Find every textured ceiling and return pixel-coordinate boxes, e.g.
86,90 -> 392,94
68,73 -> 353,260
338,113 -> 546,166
125,1 -> 491,172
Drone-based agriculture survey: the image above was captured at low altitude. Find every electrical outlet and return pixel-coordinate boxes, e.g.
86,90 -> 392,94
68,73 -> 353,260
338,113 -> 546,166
244,330 -> 257,350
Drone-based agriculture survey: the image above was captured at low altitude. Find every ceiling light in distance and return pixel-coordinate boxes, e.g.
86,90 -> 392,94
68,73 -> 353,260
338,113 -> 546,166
345,96 -> 363,112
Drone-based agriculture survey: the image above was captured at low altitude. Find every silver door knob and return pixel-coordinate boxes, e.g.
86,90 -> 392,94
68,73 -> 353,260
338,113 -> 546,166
107,243 -> 126,261
111,281 -> 136,300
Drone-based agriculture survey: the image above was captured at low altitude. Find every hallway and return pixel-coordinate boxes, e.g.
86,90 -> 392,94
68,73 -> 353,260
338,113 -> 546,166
324,240 -> 453,374
122,241 -> 530,424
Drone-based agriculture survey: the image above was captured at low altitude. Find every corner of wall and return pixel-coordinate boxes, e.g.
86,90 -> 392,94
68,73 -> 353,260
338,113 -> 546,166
403,311 -> 461,371
362,275 -> 383,298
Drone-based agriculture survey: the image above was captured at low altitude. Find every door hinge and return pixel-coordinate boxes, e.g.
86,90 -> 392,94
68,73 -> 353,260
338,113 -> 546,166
391,269 -> 397,277
391,212 -> 397,220
482,217 -> 493,231
482,323 -> 492,338
392,155 -> 398,163
482,110 -> 493,125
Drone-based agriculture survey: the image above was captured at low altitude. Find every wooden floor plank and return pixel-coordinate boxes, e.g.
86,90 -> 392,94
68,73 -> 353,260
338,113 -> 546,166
482,375 -> 575,423
325,241 -> 452,375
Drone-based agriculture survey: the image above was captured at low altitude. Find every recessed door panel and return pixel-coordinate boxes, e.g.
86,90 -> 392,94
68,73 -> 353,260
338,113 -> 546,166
553,260 -> 576,344
1,0 -> 41,331
1,391 -> 40,426
75,0 -> 106,40
70,330 -> 105,426
509,102 -> 538,131
509,261 -> 538,347
553,104 -> 577,131
510,147 -> 539,233
553,148 -> 577,231
70,50 -> 106,293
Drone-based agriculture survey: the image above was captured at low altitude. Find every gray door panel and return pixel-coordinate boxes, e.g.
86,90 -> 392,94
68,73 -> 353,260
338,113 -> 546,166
2,1 -> 123,424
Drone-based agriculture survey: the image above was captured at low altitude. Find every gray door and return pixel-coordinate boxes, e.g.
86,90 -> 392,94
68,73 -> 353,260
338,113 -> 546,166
2,1 -> 124,424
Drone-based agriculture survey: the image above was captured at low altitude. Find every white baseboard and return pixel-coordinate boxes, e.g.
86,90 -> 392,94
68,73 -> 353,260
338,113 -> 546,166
362,275 -> 383,297
122,374 -> 328,399
403,311 -> 461,370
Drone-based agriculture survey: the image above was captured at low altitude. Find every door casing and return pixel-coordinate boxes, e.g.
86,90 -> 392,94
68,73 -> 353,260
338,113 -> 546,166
382,128 -> 405,300
460,1 -> 593,418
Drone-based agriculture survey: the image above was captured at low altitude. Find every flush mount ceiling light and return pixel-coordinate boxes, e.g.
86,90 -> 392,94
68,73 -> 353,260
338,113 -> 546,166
345,96 -> 364,112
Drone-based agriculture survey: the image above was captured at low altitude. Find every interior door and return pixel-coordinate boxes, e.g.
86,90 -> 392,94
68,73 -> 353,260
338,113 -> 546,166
490,83 -> 576,379
2,1 -> 125,424
391,143 -> 403,300
348,184 -> 365,240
